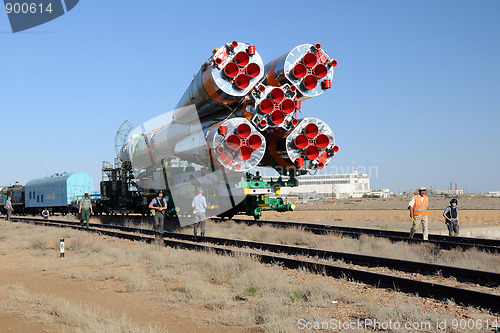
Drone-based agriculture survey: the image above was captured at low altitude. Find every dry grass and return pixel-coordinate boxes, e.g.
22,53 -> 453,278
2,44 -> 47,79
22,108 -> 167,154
199,220 -> 500,273
0,284 -> 165,332
0,220 -> 493,333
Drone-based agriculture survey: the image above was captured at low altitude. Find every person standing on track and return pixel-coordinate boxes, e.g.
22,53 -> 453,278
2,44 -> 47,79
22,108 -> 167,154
5,196 -> 13,221
79,193 -> 93,228
443,198 -> 460,236
408,187 -> 429,240
192,188 -> 207,237
149,190 -> 168,239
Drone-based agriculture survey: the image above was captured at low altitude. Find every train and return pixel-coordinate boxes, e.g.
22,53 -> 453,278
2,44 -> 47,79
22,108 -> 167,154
1,172 -> 94,216
99,154 -> 294,221
1,167 -> 292,220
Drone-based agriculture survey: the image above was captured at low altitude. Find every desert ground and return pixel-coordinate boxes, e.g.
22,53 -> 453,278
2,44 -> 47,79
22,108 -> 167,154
1,196 -> 499,332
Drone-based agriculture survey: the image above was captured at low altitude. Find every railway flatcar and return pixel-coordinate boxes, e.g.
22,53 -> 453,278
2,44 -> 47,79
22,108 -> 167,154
99,121 -> 296,220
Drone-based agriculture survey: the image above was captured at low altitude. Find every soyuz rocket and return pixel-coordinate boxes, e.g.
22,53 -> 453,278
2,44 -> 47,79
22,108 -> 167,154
121,41 -> 339,183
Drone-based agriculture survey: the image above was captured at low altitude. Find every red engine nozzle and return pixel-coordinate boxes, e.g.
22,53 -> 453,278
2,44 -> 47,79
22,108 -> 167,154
280,99 -> 295,114
226,134 -> 241,150
270,88 -> 285,103
303,75 -> 318,90
248,134 -> 263,149
237,123 -> 252,138
238,146 -> 252,161
235,51 -> 250,67
224,62 -> 239,78
303,52 -> 317,68
270,111 -> 285,125
304,123 -> 319,138
306,145 -> 319,160
235,74 -> 250,89
294,134 -> 309,149
246,63 -> 261,78
259,99 -> 274,114
292,63 -> 307,79
313,64 -> 328,79
315,134 -> 330,149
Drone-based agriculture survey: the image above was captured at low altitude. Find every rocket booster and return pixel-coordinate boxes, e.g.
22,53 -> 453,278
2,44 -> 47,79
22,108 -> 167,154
174,41 -> 265,123
264,43 -> 336,100
261,118 -> 338,170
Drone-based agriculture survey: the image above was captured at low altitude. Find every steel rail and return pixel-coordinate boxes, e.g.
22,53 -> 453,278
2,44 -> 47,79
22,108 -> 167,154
12,217 -> 500,287
222,218 -> 500,253
10,217 -> 500,313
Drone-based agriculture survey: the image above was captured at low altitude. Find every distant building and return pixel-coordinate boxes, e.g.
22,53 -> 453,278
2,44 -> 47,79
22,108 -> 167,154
265,169 -> 371,199
435,189 -> 464,195
369,189 -> 392,198
487,191 -> 500,197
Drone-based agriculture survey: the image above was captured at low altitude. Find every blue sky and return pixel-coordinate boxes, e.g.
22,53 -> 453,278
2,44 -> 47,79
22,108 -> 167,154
1,0 -> 499,193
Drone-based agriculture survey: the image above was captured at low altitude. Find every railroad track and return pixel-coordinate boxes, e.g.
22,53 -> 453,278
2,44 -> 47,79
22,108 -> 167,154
11,217 -> 500,314
45,214 -> 500,253
223,218 -> 500,253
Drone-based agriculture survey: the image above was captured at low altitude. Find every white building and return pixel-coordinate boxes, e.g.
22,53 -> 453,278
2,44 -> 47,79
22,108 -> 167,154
436,189 -> 464,195
265,169 -> 370,199
369,189 -> 392,198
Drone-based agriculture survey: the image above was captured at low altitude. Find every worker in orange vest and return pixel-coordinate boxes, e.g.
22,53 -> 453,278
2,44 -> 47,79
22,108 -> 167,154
408,187 -> 429,240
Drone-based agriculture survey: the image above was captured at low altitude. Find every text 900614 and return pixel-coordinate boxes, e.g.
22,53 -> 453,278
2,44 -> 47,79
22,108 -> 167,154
4,0 -> 79,33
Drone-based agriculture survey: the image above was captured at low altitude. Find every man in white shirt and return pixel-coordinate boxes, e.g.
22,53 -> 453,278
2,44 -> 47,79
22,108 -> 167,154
192,188 -> 207,236
42,208 -> 50,220
5,196 -> 13,221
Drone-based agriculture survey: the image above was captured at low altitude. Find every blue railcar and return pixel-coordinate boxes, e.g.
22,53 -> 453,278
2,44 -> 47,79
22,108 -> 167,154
0,187 -> 6,206
25,172 -> 94,213
1,186 -> 9,214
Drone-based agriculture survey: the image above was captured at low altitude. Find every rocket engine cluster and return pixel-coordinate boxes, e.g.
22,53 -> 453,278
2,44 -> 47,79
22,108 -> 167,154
122,41 -> 339,176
